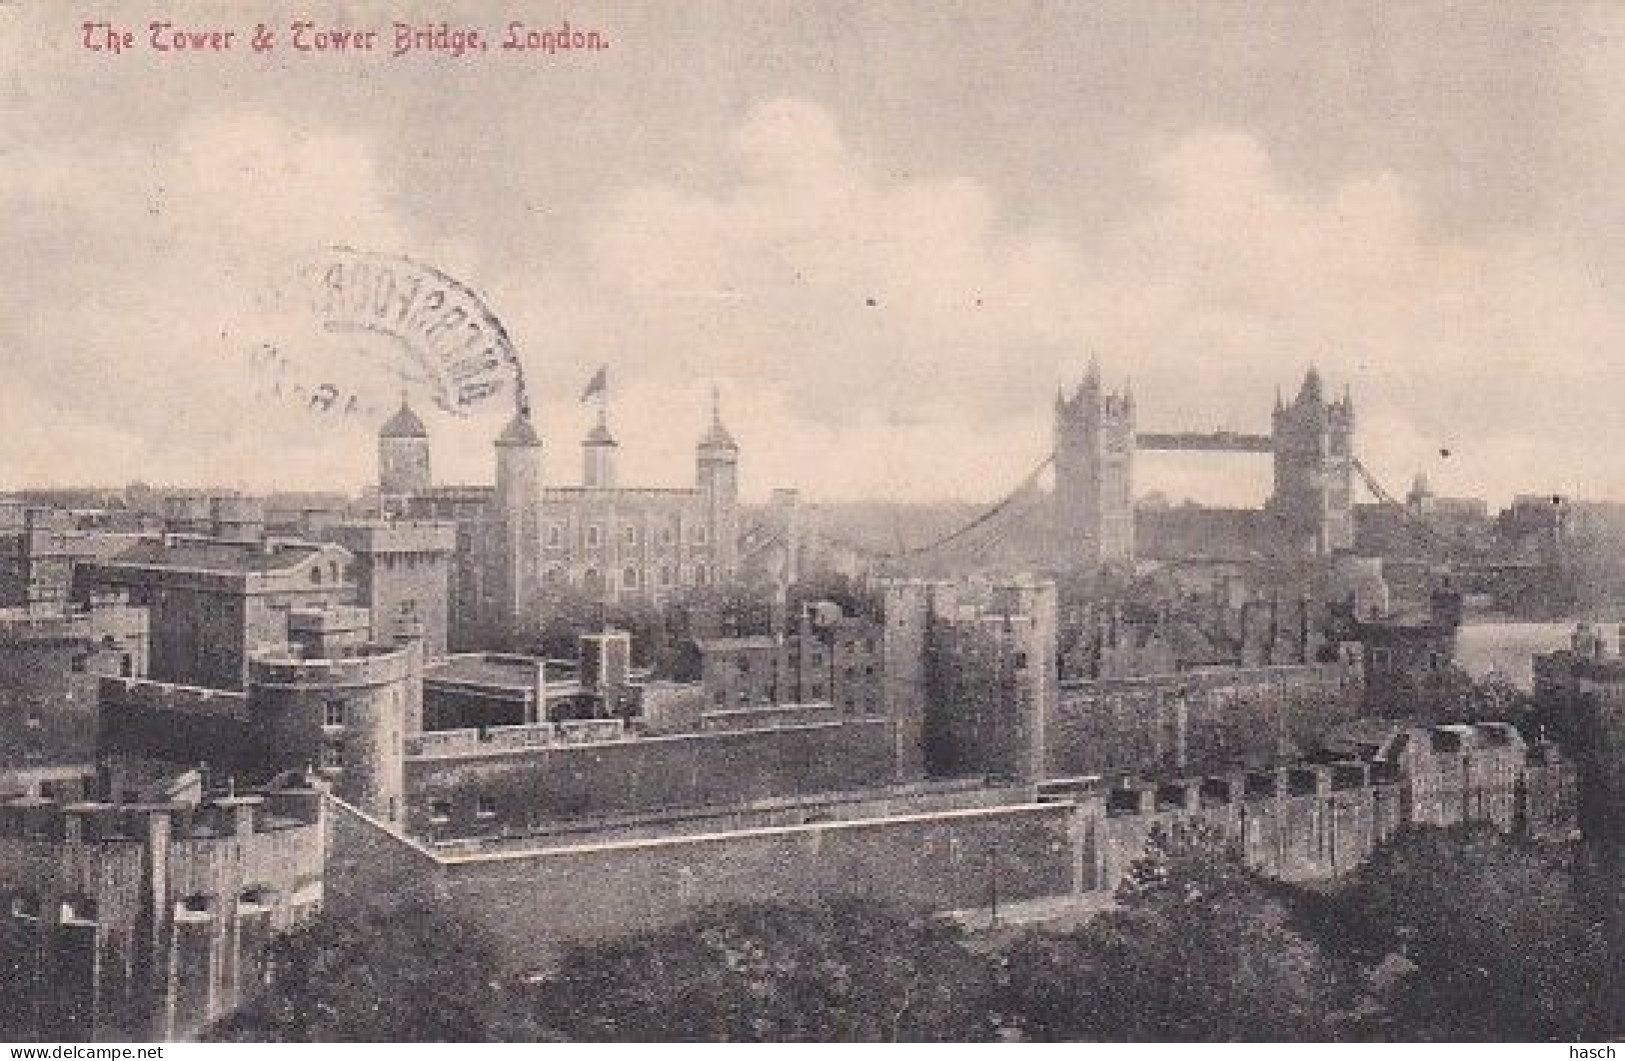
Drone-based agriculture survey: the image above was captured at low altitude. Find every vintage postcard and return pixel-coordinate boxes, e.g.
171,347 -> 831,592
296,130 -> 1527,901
1,0 -> 1621,1047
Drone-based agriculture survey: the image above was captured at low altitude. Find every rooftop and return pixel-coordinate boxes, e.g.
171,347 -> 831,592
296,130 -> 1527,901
426,653 -> 574,693
380,401 -> 428,440
496,410 -> 541,447
100,537 -> 333,574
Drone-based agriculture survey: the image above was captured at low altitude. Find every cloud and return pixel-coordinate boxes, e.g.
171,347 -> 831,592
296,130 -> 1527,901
4,94 -> 1621,509
496,100 -> 1623,505
0,107 -> 435,489
1073,126 -> 1623,504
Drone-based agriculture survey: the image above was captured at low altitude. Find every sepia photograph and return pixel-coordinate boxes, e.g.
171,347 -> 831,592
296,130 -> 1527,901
1,0 -> 1623,1047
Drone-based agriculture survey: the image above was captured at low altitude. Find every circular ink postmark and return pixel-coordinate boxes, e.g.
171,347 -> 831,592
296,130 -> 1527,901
236,246 -> 528,424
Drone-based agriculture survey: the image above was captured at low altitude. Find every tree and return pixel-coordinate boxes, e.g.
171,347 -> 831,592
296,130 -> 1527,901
529,900 -> 998,1042
999,822 -> 1354,1041
207,899 -> 534,1042
1325,825 -> 1615,1041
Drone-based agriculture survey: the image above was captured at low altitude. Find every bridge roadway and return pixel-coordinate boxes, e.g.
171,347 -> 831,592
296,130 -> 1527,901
1135,430 -> 1273,453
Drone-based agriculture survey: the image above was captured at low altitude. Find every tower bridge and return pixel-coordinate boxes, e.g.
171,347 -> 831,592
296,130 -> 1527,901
862,363 -> 1361,574
1053,361 -> 1355,571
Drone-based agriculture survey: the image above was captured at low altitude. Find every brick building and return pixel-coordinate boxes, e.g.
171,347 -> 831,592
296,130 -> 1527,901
0,599 -> 149,797
75,537 -> 357,691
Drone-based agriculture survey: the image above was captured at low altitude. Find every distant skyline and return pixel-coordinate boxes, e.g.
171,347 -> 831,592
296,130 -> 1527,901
4,1 -> 1624,506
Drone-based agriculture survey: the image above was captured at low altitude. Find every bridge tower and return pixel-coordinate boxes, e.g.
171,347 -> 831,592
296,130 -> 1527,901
1270,367 -> 1355,555
1054,361 -> 1135,572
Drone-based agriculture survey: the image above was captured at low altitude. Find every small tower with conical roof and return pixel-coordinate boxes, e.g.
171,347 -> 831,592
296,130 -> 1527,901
494,399 -> 543,639
581,406 -> 619,489
378,397 -> 431,513
695,386 -> 740,584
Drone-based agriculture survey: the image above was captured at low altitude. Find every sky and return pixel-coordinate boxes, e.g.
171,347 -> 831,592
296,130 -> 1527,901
3,0 -> 1623,506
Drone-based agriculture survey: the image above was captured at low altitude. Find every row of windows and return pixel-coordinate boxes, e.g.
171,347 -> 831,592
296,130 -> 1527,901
427,795 -> 496,823
544,564 -> 710,590
550,523 -> 709,548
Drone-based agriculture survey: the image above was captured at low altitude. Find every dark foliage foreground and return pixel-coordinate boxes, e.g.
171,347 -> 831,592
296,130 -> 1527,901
208,824 -> 1624,1042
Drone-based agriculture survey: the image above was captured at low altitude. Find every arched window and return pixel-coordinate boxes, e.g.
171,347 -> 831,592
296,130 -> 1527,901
623,567 -> 639,589
660,565 -> 674,587
309,565 -> 323,585
693,564 -> 709,587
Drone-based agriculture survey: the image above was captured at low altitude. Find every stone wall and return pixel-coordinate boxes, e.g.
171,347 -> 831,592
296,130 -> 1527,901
98,678 -> 254,776
1050,663 -> 1360,778
329,724 -> 1577,971
1089,765 -> 1407,890
404,717 -> 897,838
0,787 -> 324,1041
328,795 -> 1075,964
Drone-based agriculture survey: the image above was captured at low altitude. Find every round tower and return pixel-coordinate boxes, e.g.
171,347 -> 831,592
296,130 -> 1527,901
248,641 -> 419,826
696,387 -> 740,583
378,399 -> 431,504
494,404 -> 544,638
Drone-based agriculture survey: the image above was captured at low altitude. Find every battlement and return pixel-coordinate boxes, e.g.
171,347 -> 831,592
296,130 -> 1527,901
407,717 -> 628,757
1102,759 -> 1402,817
249,641 -> 417,688
1081,721 -> 1568,822
327,520 -> 457,555
100,676 -> 248,719
0,778 -> 326,1038
0,784 -> 322,843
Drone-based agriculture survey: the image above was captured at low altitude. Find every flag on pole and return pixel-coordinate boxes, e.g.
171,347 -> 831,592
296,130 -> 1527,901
580,366 -> 608,403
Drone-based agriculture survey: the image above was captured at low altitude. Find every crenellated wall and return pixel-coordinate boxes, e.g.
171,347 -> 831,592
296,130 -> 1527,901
0,786 -> 325,1041
329,722 -> 1576,967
